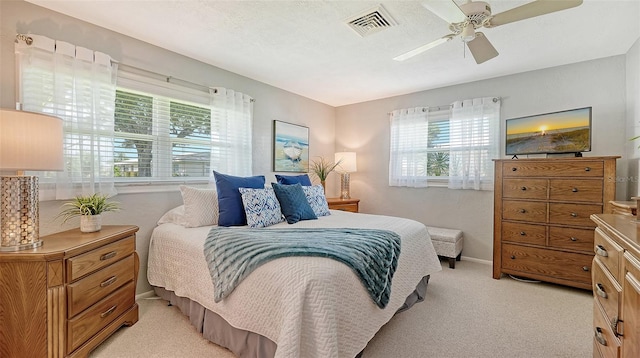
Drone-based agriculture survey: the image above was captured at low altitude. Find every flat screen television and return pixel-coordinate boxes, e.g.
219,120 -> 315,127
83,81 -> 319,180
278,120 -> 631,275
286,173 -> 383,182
505,107 -> 592,156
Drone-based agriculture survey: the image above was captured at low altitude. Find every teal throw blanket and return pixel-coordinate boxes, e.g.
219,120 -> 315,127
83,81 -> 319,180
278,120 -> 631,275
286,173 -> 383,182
204,227 -> 401,308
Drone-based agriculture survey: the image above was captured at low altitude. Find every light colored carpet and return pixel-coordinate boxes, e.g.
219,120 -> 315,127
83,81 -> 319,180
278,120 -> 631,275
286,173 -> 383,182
90,260 -> 593,358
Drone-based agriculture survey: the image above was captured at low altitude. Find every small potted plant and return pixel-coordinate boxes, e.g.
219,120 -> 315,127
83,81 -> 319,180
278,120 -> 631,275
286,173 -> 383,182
309,156 -> 342,192
57,194 -> 120,233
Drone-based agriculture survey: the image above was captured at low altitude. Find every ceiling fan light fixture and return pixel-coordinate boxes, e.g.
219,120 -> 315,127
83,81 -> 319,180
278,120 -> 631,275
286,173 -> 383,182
461,24 -> 475,42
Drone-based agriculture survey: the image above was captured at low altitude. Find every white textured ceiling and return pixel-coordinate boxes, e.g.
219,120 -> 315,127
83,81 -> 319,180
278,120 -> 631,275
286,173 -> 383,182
26,0 -> 640,107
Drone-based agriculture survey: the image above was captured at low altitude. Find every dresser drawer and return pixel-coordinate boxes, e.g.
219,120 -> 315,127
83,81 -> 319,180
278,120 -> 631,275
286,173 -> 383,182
67,254 -> 135,318
623,252 -> 640,358
502,243 -> 592,284
67,280 -> 135,353
502,161 -> 604,178
549,203 -> 601,227
502,200 -> 547,223
594,228 -> 624,282
503,179 -> 547,200
594,301 -> 621,358
501,222 -> 546,245
593,258 -> 621,327
549,179 -> 603,203
67,236 -> 135,282
549,226 -> 595,252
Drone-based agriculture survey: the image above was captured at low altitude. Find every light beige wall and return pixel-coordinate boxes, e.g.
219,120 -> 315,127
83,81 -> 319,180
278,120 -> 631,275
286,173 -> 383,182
0,0 -> 336,294
625,38 -> 640,196
335,56 -> 628,262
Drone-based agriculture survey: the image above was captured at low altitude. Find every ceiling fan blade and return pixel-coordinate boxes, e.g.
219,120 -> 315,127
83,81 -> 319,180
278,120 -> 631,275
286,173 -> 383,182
486,0 -> 583,27
393,35 -> 455,61
422,0 -> 467,24
466,32 -> 498,64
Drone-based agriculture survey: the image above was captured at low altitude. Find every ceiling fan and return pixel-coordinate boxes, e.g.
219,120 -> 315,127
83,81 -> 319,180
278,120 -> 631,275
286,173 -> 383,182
394,0 -> 583,64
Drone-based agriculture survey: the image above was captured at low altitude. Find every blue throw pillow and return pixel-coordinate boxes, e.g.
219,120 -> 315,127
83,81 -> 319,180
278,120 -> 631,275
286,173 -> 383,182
275,174 -> 312,186
214,171 -> 266,226
271,183 -> 317,224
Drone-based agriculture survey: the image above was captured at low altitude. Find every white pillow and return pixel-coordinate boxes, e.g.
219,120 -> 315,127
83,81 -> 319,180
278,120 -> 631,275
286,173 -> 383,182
179,185 -> 219,227
157,205 -> 188,226
239,187 -> 284,228
302,185 -> 331,217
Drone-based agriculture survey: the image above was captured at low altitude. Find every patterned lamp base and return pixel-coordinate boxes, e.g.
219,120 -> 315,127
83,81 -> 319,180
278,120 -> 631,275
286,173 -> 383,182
0,176 -> 42,251
340,173 -> 351,199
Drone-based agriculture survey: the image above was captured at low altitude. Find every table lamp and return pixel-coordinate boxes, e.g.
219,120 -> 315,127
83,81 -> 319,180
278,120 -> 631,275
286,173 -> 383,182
0,109 -> 63,251
334,152 -> 357,199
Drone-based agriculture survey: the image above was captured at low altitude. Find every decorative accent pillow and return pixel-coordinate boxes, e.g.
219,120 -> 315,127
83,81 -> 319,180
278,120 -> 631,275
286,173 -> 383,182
239,187 -> 284,228
214,171 -> 266,227
302,185 -> 331,217
271,183 -> 317,224
275,174 -> 312,186
157,205 -> 188,226
179,185 -> 219,227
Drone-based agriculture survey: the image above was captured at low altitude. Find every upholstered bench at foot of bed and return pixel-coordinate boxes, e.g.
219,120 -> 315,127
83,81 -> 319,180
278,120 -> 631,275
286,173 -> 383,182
427,226 -> 463,269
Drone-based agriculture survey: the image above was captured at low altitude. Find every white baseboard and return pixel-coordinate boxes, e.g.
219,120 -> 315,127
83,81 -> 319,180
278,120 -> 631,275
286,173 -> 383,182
461,256 -> 492,266
135,289 -> 156,301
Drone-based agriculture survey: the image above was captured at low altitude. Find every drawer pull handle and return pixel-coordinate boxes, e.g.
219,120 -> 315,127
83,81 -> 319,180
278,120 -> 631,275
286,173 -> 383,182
596,283 -> 608,299
100,251 -> 117,261
572,188 -> 578,192
585,167 -> 591,172
100,305 -> 117,318
100,276 -> 117,288
595,245 -> 608,257
519,209 -> 526,214
594,327 -> 607,346
512,167 -> 517,172
570,212 -> 578,217
520,231 -> 526,236
570,237 -> 577,242
582,266 -> 590,272
611,317 -> 623,337
510,255 -> 516,260
521,186 -> 527,191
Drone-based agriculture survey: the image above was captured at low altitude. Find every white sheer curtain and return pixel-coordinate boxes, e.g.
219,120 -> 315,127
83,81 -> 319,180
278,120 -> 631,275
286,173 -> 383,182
448,97 -> 501,190
389,107 -> 431,187
16,34 -> 118,200
209,87 -> 253,177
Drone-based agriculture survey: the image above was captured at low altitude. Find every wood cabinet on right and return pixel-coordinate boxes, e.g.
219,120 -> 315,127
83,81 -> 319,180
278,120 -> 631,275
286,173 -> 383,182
591,214 -> 640,358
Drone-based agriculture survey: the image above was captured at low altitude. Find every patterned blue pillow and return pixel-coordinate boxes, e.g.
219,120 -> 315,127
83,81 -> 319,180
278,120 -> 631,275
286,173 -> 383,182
271,183 -> 317,224
275,174 -> 312,186
239,188 -> 284,228
302,185 -> 330,217
214,171 -> 266,227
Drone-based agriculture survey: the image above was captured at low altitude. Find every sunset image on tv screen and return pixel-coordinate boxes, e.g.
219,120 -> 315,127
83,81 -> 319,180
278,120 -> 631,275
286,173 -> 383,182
506,107 -> 591,155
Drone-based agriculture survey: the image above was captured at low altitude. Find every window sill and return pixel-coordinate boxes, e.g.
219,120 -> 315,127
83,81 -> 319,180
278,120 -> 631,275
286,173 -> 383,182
115,179 -> 212,194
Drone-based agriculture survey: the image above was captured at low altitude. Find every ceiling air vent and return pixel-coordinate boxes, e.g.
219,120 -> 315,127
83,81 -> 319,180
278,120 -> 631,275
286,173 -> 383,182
346,5 -> 397,37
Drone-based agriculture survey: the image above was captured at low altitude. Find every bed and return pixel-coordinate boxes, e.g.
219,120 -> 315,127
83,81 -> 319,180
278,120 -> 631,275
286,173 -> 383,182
147,186 -> 441,358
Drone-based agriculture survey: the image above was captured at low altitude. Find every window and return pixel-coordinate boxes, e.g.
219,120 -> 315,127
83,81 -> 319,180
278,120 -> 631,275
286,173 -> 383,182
389,97 -> 500,190
114,89 -> 213,180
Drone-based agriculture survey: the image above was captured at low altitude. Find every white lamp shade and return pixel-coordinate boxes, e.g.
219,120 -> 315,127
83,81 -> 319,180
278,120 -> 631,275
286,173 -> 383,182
0,109 -> 64,171
335,152 -> 357,173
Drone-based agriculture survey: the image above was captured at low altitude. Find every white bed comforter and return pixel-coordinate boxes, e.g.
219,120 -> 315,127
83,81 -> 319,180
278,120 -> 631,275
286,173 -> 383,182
147,210 -> 441,358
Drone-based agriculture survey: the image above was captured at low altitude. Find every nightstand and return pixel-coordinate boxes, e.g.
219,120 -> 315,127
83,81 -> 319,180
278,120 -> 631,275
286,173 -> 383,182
326,198 -> 360,213
0,225 -> 139,357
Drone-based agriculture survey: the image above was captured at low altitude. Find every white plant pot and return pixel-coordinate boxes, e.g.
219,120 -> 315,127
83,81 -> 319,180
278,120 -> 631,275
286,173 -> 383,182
80,215 -> 102,233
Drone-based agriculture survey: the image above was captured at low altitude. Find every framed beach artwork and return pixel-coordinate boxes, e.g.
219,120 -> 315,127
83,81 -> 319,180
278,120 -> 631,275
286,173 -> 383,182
273,120 -> 309,172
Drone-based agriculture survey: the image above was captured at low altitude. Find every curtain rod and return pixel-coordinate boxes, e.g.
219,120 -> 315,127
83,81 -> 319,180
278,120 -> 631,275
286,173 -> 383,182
387,97 -> 501,115
15,33 -> 255,103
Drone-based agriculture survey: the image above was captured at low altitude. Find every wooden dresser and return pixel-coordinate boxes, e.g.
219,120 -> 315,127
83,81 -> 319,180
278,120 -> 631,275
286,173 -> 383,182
590,214 -> 640,358
326,198 -> 360,213
0,225 -> 139,358
493,157 -> 618,289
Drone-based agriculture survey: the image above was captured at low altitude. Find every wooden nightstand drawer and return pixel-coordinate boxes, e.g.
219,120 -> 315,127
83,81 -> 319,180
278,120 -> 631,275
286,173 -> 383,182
593,258 -> 621,326
326,198 -> 359,213
67,254 -> 135,318
67,281 -> 135,353
549,203 -> 601,227
549,179 -> 603,203
67,235 -> 135,282
501,222 -> 546,246
593,301 -> 621,358
594,228 -> 624,282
